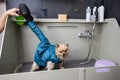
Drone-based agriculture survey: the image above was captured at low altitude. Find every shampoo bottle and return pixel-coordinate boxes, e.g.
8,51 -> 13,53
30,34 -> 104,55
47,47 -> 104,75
91,2 -> 98,22
93,2 -> 97,15
86,6 -> 91,22
98,0 -> 105,22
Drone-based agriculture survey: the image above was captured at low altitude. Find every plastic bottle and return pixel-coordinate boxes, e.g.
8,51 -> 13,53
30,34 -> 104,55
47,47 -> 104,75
91,2 -> 98,22
98,0 -> 105,22
86,6 -> 91,22
93,2 -> 97,15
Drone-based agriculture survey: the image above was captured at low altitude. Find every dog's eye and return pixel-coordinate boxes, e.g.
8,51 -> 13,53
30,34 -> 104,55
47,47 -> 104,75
65,50 -> 67,52
59,51 -> 62,53
64,50 -> 67,52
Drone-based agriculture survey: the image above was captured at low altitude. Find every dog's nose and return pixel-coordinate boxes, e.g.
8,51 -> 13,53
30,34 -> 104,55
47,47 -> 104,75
63,54 -> 66,57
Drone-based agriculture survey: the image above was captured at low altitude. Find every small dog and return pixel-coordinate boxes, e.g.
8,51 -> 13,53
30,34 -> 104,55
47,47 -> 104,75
31,44 -> 68,71
28,22 -> 69,71
19,3 -> 69,71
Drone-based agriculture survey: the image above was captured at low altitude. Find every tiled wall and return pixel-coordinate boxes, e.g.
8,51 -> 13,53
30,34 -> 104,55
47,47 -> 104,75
6,0 -> 120,25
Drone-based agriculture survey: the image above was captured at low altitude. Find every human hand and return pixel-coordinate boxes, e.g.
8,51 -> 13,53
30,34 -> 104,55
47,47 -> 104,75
5,8 -> 19,16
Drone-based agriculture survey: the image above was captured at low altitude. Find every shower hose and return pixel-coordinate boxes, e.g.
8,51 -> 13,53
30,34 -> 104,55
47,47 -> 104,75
80,22 -> 96,64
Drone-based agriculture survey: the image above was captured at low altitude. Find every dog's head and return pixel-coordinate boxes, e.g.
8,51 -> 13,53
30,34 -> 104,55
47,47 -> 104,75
56,44 -> 69,60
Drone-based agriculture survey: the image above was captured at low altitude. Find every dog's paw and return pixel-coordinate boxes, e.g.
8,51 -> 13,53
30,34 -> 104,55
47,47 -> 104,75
60,67 -> 64,69
30,62 -> 39,72
46,61 -> 55,70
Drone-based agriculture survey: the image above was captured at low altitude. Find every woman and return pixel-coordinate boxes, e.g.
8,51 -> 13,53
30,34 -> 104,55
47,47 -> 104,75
0,8 -> 19,32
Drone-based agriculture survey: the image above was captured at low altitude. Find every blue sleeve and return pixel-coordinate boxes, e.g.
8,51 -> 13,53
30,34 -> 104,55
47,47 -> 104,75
28,21 -> 49,44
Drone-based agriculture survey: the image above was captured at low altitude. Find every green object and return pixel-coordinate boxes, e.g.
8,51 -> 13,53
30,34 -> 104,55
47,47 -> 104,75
15,16 -> 25,25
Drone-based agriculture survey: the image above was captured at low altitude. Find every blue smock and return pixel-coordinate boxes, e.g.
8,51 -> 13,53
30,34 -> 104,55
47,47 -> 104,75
28,22 -> 62,67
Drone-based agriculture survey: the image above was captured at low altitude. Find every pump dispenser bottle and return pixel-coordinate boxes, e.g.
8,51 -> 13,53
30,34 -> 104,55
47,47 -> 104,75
91,2 -> 98,22
98,0 -> 105,22
93,2 -> 97,15
86,6 -> 91,22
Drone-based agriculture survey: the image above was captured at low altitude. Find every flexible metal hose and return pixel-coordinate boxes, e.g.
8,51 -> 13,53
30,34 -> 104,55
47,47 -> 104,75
80,22 -> 96,64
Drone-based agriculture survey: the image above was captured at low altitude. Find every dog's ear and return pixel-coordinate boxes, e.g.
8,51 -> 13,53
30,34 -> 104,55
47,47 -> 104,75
56,44 -> 59,48
66,44 -> 69,46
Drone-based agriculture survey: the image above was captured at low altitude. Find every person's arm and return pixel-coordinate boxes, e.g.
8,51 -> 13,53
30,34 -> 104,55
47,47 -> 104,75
0,8 -> 19,32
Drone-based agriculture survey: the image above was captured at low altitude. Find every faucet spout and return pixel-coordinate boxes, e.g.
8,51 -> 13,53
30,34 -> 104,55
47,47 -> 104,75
78,30 -> 92,38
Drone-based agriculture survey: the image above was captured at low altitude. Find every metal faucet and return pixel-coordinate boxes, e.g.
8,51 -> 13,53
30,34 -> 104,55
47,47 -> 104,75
78,30 -> 92,38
